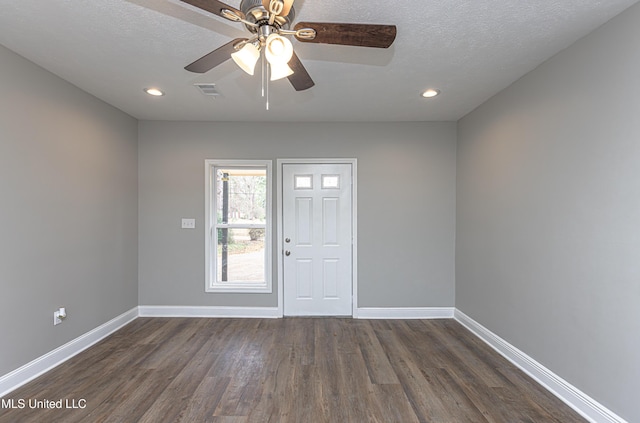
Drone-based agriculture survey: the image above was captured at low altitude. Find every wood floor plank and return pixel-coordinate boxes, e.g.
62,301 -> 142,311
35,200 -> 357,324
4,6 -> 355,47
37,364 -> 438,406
137,336 -> 218,422
334,331 -> 382,422
491,386 -> 559,423
374,326 -> 453,422
371,383 -> 421,423
425,320 -> 510,389
354,319 -> 399,385
497,365 -> 583,423
178,377 -> 230,422
0,317 -> 588,423
244,321 -> 292,422
314,319 -> 351,422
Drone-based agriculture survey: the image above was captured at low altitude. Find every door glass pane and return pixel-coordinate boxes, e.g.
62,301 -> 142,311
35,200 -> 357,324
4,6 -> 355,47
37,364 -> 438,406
294,174 -> 313,189
216,168 -> 267,224
322,174 -> 340,189
217,228 -> 265,282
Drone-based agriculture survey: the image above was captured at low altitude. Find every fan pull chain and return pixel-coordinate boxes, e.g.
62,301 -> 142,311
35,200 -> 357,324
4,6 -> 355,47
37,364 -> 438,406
266,64 -> 270,111
261,50 -> 270,110
261,51 -> 266,98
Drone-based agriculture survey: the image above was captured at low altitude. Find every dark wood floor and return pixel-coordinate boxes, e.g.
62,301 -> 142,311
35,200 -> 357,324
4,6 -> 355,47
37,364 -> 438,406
1,318 -> 586,423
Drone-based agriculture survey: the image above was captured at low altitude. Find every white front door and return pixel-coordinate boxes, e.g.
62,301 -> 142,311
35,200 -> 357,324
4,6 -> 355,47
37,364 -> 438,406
282,163 -> 353,316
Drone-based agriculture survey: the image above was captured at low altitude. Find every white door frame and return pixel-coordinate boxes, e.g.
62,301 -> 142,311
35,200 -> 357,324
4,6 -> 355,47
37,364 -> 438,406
276,158 -> 358,317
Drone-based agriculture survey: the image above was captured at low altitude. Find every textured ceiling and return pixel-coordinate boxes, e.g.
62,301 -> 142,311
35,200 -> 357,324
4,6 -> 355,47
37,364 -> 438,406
0,0 -> 638,121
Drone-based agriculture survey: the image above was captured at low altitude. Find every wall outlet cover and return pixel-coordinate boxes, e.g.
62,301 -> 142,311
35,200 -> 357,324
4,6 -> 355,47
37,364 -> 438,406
181,218 -> 196,229
54,311 -> 62,325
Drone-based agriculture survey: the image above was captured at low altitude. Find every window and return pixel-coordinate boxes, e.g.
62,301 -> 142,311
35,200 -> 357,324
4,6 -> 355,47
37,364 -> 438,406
205,160 -> 272,292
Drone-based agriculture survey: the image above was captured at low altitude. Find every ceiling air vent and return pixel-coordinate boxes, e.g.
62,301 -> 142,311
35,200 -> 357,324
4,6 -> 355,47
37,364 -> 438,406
194,83 -> 222,97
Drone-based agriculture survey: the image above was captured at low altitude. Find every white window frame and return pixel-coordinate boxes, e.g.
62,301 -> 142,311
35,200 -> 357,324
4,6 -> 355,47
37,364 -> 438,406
205,159 -> 272,293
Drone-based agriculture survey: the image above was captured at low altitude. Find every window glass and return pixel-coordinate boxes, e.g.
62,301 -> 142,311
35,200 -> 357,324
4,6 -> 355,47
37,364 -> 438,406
216,169 -> 267,225
216,228 -> 265,283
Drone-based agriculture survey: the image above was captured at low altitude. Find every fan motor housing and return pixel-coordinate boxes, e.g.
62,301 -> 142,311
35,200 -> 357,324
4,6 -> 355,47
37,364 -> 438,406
240,0 -> 295,31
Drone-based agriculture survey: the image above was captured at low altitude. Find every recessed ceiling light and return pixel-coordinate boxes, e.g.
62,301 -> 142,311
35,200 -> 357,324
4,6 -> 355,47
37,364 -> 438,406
421,88 -> 440,98
144,87 -> 165,96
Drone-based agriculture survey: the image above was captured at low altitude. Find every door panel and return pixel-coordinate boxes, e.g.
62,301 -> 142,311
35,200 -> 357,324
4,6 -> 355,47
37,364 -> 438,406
283,163 -> 353,316
296,197 -> 313,245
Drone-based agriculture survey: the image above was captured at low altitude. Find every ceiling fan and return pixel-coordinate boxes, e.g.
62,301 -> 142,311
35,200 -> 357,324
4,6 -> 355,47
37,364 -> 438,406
180,0 -> 397,92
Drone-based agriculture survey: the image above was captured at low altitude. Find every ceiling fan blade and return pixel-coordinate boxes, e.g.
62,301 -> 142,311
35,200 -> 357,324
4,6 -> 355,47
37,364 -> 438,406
180,0 -> 245,20
287,52 -> 315,91
185,38 -> 247,73
294,22 -> 397,48
262,0 -> 294,17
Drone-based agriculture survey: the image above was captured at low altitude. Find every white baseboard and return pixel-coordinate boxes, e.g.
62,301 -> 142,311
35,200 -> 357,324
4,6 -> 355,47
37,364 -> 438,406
139,306 -> 456,320
138,305 -> 281,318
454,309 -> 627,423
356,307 -> 454,319
0,307 -> 139,398
139,306 -> 454,320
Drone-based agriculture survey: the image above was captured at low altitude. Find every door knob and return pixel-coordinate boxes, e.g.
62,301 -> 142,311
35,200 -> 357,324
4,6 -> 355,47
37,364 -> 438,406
285,250 -> 291,256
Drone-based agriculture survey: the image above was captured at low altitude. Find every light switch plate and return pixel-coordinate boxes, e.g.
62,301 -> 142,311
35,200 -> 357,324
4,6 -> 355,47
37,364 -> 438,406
181,218 -> 196,229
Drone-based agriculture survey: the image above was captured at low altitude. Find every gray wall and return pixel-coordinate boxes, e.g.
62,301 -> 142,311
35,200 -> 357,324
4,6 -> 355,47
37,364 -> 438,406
456,3 -> 640,422
0,45 -> 139,376
138,121 -> 457,308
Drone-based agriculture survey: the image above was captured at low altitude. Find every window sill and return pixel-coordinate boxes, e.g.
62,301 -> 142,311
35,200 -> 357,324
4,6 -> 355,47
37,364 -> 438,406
206,284 -> 272,294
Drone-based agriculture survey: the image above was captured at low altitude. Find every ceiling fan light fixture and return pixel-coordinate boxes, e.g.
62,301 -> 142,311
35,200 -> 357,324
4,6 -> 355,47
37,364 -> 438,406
265,33 -> 293,66
181,0 -> 397,94
269,62 -> 294,81
231,42 -> 261,75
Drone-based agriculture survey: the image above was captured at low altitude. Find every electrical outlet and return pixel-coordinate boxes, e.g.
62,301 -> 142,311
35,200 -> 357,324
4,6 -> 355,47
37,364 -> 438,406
53,307 -> 67,326
181,218 -> 196,229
